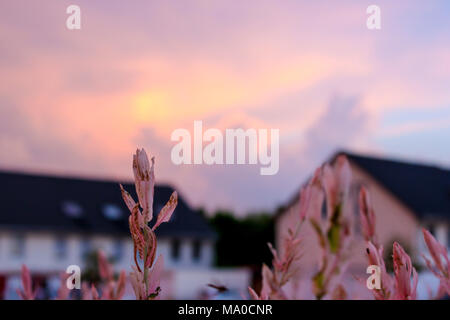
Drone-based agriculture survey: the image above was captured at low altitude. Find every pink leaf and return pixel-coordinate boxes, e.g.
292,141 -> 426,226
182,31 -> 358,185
98,250 -> 113,281
19,264 -> 35,300
115,270 -> 127,300
91,284 -> 100,300
392,242 -> 417,300
120,184 -> 136,213
148,255 -> 164,299
248,287 -> 261,300
132,149 -> 155,223
359,186 -> 376,243
152,191 -> 178,231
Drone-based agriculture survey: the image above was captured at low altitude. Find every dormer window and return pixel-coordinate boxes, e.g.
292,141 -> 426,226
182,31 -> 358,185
102,204 -> 123,220
61,201 -> 83,218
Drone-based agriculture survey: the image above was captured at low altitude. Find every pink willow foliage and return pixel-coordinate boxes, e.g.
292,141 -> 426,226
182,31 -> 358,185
17,265 -> 77,300
359,186 -> 418,299
55,273 -> 71,300
18,148 -> 176,301
249,156 -> 354,300
91,250 -> 127,300
309,156 -> 354,300
359,186 -> 393,299
249,170 -> 317,300
422,228 -> 450,297
120,148 -> 178,300
17,257 -> 122,300
17,265 -> 35,300
250,155 -> 448,300
361,184 -> 449,300
65,250 -> 126,300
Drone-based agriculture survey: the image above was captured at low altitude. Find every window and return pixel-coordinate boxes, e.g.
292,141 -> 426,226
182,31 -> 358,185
192,240 -> 202,261
55,236 -> 68,260
61,201 -> 83,218
171,239 -> 180,260
10,234 -> 25,258
112,240 -> 123,262
102,204 -> 123,220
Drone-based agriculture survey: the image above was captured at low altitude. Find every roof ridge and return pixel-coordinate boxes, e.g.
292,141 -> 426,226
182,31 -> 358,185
0,169 -> 175,189
0,170 -> 216,238
336,149 -> 450,173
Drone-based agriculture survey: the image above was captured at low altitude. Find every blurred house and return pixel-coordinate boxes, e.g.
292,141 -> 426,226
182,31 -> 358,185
276,151 -> 450,299
0,171 -> 250,299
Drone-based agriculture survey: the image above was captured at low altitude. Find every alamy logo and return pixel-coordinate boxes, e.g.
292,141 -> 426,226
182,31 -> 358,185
366,5 -> 381,30
66,265 -> 81,289
66,5 -> 81,30
170,121 -> 279,175
366,265 -> 381,290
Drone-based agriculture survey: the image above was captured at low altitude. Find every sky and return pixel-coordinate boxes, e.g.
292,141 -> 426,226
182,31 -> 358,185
1,1 -> 450,214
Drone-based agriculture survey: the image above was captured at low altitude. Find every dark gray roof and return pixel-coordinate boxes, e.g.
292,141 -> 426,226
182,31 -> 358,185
340,151 -> 450,220
0,170 -> 216,239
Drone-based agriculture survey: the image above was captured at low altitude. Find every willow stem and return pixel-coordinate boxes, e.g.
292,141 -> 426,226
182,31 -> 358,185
142,228 -> 149,297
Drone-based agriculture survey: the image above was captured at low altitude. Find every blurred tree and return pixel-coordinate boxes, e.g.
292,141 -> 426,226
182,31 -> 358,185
82,250 -> 102,284
208,210 -> 274,268
196,207 -> 208,220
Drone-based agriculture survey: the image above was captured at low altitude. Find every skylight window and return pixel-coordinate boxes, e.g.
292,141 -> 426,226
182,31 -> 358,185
61,201 -> 84,218
102,204 -> 123,220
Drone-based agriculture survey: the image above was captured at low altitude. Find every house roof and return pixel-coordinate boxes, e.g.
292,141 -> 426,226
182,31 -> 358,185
277,151 -> 450,222
0,170 -> 216,239
340,151 -> 450,220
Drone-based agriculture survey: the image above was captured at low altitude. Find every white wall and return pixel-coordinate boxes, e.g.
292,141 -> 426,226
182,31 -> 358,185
159,238 -> 214,269
0,232 -> 215,274
0,231 -> 218,299
0,231 -> 134,274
